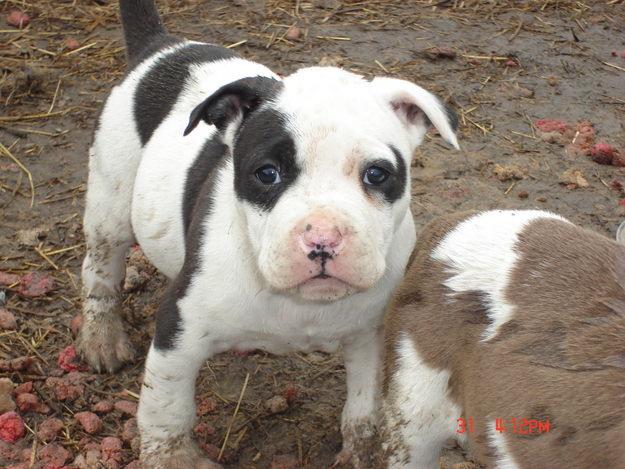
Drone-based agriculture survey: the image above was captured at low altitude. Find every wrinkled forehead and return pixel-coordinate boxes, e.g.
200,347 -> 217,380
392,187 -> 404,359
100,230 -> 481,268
272,67 -> 410,164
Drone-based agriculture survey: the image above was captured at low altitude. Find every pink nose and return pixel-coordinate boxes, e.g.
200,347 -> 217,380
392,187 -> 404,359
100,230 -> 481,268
301,222 -> 344,252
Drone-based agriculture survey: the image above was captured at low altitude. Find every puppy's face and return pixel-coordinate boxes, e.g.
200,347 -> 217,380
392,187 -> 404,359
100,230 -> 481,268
186,67 -> 459,302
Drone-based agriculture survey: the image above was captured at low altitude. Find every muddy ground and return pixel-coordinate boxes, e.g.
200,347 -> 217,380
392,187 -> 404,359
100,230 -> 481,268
1,0 -> 625,468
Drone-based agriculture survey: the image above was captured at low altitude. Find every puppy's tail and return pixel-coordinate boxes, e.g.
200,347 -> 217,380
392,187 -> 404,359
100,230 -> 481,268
119,0 -> 167,63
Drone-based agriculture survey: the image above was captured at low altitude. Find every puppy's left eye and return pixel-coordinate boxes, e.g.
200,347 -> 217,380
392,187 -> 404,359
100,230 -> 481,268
255,164 -> 282,185
363,166 -> 390,185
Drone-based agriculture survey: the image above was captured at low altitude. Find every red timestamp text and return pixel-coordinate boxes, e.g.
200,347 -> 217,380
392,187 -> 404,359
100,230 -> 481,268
456,417 -> 551,435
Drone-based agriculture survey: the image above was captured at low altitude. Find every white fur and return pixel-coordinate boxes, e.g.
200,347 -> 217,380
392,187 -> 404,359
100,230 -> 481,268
617,221 -> 625,244
432,210 -> 567,341
384,334 -> 461,469
81,35 -> 459,465
487,421 -> 521,469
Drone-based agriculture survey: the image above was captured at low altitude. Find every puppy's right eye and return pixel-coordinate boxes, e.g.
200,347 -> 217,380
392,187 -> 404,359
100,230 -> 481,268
255,164 -> 282,185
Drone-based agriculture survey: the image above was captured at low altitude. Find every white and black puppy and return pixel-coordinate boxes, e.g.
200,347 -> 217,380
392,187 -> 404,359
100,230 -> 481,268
77,1 -> 459,467
382,210 -> 625,468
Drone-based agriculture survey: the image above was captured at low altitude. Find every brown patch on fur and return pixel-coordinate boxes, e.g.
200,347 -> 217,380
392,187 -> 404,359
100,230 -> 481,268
383,210 -> 480,394
383,213 -> 625,468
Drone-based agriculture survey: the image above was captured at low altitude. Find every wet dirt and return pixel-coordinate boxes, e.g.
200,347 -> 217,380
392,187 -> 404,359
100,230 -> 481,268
1,1 -> 624,467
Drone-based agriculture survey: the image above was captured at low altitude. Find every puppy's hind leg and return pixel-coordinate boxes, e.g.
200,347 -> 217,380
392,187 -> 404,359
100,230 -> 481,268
77,147 -> 137,372
381,335 -> 461,469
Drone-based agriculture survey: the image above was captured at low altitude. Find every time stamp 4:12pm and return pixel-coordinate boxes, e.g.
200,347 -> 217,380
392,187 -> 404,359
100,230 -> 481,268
457,417 -> 551,435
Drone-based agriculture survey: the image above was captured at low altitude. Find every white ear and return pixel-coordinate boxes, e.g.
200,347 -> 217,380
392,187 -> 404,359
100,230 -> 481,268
617,221 -> 625,244
371,76 -> 459,150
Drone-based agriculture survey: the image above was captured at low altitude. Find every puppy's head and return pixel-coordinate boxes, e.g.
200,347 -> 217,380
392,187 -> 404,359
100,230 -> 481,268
185,67 -> 459,302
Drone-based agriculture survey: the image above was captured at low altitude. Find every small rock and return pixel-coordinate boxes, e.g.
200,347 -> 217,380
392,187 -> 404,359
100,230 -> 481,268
121,418 -> 137,442
0,412 -> 25,443
0,378 -> 15,413
7,10 -> 30,29
0,357 -> 33,372
13,382 -> 33,396
505,58 -> 519,67
16,225 -> 49,246
199,442 -> 221,461
536,196 -> 547,203
70,315 -> 83,336
92,400 -> 114,414
15,393 -> 39,412
517,190 -> 529,199
100,437 -> 122,464
424,47 -> 456,60
17,272 -> 54,298
559,168 -> 589,189
75,412 -> 102,434
114,400 -> 137,416
317,55 -> 344,67
193,421 -> 215,438
123,266 -> 148,292
37,417 -> 64,442
0,440 -> 18,460
45,377 -> 83,402
590,142 -> 623,166
0,308 -> 16,330
282,384 -> 299,404
64,38 -> 80,51
271,454 -> 300,469
38,443 -> 71,467
196,397 -> 217,416
58,345 -> 88,373
546,75 -> 559,86
264,395 -> 289,414
286,26 -> 301,41
493,164 -> 525,182
535,118 -> 569,134
0,273 -> 20,286
305,352 -> 327,363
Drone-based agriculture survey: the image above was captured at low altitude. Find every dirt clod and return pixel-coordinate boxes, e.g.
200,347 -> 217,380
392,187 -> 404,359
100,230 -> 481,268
75,411 -> 102,434
265,396 -> 289,415
0,412 -> 25,443
92,400 -> 114,414
37,417 -> 64,443
0,308 -> 16,330
6,10 -> 30,29
113,400 -> 137,416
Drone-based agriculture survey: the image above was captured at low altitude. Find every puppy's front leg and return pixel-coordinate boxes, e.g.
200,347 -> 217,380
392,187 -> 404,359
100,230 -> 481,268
138,337 -> 221,469
339,326 -> 384,467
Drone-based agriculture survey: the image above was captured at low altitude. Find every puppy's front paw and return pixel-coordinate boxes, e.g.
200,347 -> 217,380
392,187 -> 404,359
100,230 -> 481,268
141,435 -> 223,469
76,299 -> 135,373
341,420 -> 383,468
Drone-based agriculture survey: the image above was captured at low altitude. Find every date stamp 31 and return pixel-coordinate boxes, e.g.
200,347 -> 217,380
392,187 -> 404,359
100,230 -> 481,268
457,417 -> 551,435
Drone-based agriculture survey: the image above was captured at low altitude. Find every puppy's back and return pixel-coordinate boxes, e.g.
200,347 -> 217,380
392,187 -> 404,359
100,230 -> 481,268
383,210 -> 625,469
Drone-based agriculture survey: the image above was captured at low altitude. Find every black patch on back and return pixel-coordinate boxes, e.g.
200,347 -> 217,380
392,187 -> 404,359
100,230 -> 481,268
232,108 -> 300,211
154,138 -> 229,351
134,43 -> 237,145
127,34 -> 182,71
361,145 -> 407,203
182,137 -> 228,236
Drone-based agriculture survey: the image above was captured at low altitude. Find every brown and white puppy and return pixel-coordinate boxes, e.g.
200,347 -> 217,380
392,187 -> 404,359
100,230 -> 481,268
382,209 -> 625,469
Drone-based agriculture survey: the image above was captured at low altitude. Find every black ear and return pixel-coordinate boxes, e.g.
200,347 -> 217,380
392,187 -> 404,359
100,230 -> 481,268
183,76 -> 282,136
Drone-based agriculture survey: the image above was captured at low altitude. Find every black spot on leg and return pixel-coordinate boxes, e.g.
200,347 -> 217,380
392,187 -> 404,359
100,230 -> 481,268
305,224 -> 312,232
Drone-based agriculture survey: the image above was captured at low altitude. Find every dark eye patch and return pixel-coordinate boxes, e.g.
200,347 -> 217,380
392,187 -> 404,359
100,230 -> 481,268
361,145 -> 407,203
233,108 -> 300,211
